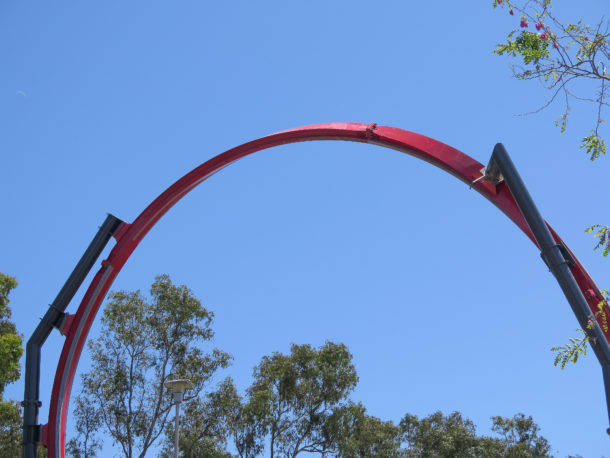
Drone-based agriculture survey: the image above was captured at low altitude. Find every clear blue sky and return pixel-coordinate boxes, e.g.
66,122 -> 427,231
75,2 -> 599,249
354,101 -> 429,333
2,1 -> 609,456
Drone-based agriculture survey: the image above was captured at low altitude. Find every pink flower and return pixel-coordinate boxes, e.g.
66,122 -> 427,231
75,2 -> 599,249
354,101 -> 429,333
535,22 -> 544,31
554,41 -> 560,49
585,36 -> 589,41
497,0 -> 503,3
520,18 -> 529,28
540,33 -> 547,40
509,9 -> 514,15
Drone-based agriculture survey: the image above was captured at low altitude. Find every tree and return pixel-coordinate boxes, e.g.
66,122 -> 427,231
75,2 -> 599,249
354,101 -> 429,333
171,339 -> 560,457
177,342 -> 359,457
0,399 -> 21,458
245,342 -> 358,457
399,411 -> 485,457
0,273 -> 22,395
399,411 -> 552,457
325,402 -> 401,457
69,274 -> 232,458
492,0 -> 609,160
159,378 -> 237,458
201,377 -> 265,458
0,272 -> 23,458
489,413 -> 552,457
65,396 -> 102,458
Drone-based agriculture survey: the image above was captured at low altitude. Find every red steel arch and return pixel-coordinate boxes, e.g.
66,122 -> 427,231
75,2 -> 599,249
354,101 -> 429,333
44,122 -> 609,457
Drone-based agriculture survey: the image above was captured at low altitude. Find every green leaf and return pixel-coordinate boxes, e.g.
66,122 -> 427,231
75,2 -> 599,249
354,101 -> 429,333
581,133 -> 607,160
551,329 -> 589,369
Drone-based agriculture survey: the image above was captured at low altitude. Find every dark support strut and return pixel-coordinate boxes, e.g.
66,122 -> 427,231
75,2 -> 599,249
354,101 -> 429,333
22,214 -> 124,458
486,143 -> 610,434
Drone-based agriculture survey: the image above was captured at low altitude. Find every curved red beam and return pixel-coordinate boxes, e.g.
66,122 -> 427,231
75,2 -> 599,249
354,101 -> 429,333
45,122 -> 609,457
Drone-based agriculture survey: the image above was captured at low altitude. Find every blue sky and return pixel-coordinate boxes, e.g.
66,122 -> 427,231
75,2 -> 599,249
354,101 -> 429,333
2,1 -> 609,456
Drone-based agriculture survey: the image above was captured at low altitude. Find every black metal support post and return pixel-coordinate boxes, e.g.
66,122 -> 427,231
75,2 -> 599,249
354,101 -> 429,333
22,214 -> 123,458
487,143 -> 610,434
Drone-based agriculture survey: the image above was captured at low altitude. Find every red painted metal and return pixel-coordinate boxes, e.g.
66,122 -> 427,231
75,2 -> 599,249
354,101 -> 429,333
57,314 -> 76,337
45,122 -> 610,457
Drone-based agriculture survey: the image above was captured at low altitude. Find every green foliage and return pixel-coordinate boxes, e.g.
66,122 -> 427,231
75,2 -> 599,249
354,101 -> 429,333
208,378 -> 265,458
598,295 -> 610,333
176,342 -> 360,457
326,402 -> 401,457
550,272 -> 609,369
70,274 -> 231,458
551,329 -> 589,369
581,133 -> 606,160
399,411 -> 552,457
554,113 -> 567,134
400,411 -> 483,457
585,224 -> 610,256
160,378 -> 237,458
0,273 -> 22,396
66,396 -> 102,458
0,400 -> 22,458
0,273 -> 22,455
490,413 -> 551,457
0,334 -> 22,397
493,30 -> 550,66
172,341 -> 561,456
0,274 -> 17,318
63,274 -> 561,456
492,0 -> 609,160
246,341 -> 358,457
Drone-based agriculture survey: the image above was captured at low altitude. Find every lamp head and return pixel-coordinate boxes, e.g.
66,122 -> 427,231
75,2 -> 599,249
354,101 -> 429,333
164,379 -> 193,403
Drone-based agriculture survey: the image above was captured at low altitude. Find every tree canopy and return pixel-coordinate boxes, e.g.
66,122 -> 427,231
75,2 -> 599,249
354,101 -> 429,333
244,341 -> 358,457
400,411 -> 551,457
172,343 -> 556,457
62,272 -> 563,457
0,273 -> 23,458
0,273 -> 22,395
69,275 -> 232,458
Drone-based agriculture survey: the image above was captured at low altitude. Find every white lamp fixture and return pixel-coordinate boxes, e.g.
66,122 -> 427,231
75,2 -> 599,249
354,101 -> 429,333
164,379 -> 193,402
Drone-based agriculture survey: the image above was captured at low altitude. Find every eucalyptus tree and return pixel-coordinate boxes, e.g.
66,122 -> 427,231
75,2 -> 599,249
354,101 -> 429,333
69,275 -> 231,458
169,340 -> 556,457
324,402 -> 402,457
177,342 -> 359,457
399,411 -> 552,457
65,396 -> 102,458
0,273 -> 23,457
159,378 -> 239,458
246,342 -> 358,457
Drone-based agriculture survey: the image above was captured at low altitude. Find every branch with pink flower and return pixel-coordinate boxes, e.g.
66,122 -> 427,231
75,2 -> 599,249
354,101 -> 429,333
493,0 -> 609,160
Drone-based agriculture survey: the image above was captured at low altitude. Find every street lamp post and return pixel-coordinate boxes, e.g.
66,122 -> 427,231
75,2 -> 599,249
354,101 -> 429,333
164,378 -> 193,458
